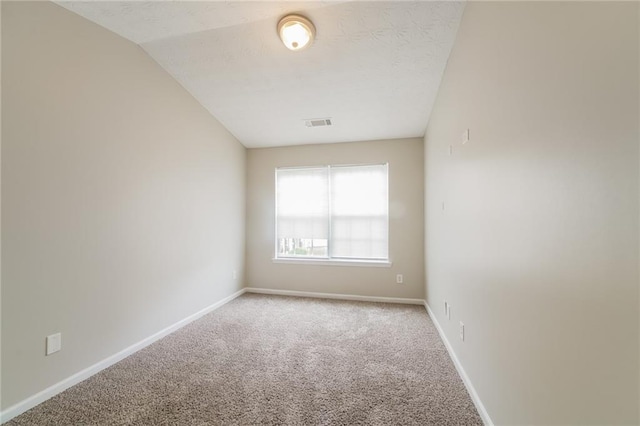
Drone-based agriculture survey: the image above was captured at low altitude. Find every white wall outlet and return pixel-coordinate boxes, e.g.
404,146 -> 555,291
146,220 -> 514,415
396,274 -> 404,284
46,333 -> 62,355
459,321 -> 465,341
462,128 -> 470,144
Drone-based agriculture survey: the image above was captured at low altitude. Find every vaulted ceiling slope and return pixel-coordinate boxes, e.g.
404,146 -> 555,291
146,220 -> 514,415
55,1 -> 465,148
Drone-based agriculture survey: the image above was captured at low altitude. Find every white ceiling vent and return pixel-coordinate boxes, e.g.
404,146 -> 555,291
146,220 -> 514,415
305,118 -> 332,128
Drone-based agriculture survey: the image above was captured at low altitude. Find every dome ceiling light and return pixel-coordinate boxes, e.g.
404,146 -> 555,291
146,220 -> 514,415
277,14 -> 316,51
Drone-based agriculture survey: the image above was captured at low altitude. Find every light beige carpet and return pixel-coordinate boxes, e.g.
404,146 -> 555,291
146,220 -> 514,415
8,293 -> 482,425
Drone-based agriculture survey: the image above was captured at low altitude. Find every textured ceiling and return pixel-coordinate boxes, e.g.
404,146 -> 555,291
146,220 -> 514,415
55,1 -> 465,148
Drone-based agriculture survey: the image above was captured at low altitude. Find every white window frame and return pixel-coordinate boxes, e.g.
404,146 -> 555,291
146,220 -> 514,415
273,163 -> 392,267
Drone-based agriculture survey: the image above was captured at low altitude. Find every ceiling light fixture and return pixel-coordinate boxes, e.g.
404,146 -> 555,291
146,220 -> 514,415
277,14 -> 315,51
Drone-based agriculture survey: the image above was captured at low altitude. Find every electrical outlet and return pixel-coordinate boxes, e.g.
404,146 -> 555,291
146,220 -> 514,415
46,333 -> 61,355
462,128 -> 470,144
396,274 -> 404,284
459,322 -> 465,341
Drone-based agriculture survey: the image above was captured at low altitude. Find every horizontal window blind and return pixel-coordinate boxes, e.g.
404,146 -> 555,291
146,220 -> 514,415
276,167 -> 329,240
330,164 -> 388,259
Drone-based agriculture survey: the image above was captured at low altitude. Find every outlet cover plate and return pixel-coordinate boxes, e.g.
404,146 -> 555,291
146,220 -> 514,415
46,333 -> 61,355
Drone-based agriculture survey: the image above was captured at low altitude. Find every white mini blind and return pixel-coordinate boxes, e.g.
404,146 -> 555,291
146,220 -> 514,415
330,164 -> 388,259
276,167 -> 329,240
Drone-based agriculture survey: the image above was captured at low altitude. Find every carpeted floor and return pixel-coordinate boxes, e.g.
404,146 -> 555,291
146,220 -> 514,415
7,294 -> 482,425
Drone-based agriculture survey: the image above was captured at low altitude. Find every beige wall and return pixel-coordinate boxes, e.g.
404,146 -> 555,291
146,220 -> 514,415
1,1 -> 246,409
425,2 -> 639,425
246,138 -> 424,299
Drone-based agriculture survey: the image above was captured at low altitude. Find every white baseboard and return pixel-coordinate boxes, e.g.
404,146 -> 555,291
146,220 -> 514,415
245,287 -> 424,305
0,288 -> 246,424
424,301 -> 493,426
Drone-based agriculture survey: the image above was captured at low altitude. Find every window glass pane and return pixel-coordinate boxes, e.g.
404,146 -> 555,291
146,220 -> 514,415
277,238 -> 328,257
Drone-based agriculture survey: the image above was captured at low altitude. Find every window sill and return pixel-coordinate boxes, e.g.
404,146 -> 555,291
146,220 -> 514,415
272,258 -> 392,268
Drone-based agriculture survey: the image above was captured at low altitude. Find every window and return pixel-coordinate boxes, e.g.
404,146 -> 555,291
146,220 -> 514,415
275,163 -> 389,262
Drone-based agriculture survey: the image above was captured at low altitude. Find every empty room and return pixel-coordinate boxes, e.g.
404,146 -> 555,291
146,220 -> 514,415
1,1 -> 638,425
